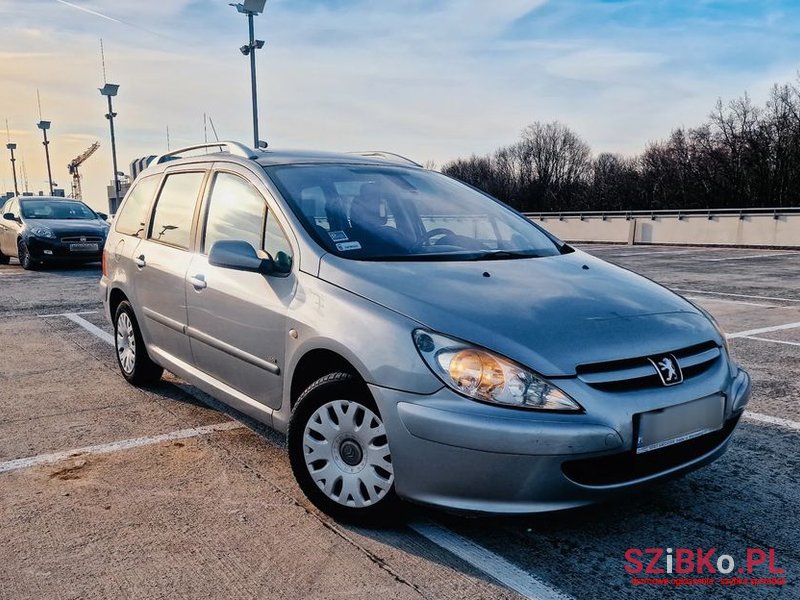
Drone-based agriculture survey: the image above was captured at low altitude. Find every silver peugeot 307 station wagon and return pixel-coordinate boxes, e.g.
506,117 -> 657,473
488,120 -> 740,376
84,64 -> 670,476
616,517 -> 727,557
100,141 -> 751,523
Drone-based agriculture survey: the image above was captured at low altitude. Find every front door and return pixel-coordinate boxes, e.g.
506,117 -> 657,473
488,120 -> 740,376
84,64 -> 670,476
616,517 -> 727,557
185,169 -> 296,409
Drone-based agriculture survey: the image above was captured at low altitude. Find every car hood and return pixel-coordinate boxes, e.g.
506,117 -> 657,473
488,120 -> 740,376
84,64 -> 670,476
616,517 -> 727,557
25,219 -> 107,235
318,250 -> 720,376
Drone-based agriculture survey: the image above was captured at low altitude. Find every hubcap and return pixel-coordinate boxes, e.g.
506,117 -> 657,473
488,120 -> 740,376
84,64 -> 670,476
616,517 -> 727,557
116,313 -> 136,374
303,400 -> 394,508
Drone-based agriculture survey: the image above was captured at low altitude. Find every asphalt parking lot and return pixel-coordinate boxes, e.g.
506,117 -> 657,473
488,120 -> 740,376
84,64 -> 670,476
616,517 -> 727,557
1,244 -> 798,600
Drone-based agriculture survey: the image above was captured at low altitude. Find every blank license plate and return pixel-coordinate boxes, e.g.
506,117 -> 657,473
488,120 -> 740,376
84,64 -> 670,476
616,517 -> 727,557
70,243 -> 99,252
636,395 -> 724,454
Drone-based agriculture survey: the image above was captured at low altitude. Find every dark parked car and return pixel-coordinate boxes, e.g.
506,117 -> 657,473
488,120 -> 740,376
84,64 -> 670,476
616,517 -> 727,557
0,196 -> 109,269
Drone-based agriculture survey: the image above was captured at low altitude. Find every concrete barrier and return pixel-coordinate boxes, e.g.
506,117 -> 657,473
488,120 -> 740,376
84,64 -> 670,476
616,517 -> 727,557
527,209 -> 800,248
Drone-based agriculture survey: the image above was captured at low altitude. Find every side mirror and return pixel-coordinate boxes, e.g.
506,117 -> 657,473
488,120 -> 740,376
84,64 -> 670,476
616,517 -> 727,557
3,212 -> 16,222
97,212 -> 109,221
208,240 -> 274,274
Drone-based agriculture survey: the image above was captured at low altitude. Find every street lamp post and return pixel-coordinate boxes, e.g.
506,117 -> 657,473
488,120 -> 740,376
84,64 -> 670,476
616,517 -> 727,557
5,143 -> 19,196
37,120 -> 54,195
230,0 -> 267,148
99,83 -> 121,214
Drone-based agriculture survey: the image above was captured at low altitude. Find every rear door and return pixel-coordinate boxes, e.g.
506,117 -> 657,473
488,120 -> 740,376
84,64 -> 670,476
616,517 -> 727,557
0,199 -> 19,256
185,166 -> 296,409
133,169 -> 208,363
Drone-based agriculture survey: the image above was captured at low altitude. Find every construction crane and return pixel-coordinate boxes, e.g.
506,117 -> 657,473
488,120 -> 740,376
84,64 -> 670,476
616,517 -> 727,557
67,142 -> 100,200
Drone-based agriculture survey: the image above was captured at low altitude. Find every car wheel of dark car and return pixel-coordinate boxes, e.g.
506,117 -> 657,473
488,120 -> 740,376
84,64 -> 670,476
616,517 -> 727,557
288,372 -> 400,525
114,300 -> 164,385
17,240 -> 37,270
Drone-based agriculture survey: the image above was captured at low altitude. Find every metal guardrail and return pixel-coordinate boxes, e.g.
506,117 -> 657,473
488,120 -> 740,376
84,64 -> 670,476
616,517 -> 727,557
523,207 -> 800,221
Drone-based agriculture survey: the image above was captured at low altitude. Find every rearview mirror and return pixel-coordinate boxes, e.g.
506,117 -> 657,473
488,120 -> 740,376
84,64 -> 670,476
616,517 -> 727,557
3,212 -> 16,222
208,240 -> 274,274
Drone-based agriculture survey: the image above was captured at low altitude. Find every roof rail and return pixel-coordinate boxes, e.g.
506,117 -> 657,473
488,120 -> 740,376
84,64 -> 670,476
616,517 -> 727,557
154,141 -> 259,165
348,151 -> 422,168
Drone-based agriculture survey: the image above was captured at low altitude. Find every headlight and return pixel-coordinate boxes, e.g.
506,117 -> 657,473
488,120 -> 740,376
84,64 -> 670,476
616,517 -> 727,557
29,226 -> 56,239
413,329 -> 581,411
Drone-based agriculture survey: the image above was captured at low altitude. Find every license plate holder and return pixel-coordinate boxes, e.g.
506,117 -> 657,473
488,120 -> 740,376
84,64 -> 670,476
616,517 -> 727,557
635,395 -> 724,454
69,243 -> 99,252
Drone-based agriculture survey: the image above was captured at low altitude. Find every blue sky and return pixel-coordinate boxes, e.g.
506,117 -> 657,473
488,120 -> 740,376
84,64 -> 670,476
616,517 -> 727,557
2,0 -> 800,209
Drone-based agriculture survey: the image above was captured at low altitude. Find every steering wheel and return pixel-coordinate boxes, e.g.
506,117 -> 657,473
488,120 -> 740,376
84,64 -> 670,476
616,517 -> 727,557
417,227 -> 457,246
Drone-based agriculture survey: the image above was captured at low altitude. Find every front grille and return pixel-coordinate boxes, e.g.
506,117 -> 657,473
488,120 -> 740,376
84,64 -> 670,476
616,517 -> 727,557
576,341 -> 720,392
61,235 -> 103,243
561,415 -> 739,486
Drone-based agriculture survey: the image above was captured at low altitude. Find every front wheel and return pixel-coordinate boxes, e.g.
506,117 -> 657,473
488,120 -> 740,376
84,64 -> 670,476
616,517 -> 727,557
114,301 -> 163,385
288,373 -> 399,525
17,240 -> 37,270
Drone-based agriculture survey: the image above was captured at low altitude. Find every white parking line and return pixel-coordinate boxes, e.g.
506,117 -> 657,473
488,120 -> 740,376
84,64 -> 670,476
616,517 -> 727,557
728,321 -> 800,339
738,336 -> 800,348
596,249 -> 710,257
699,253 -> 795,262
37,310 -> 98,318
409,520 -> 573,600
684,296 -> 775,308
0,421 -> 244,474
38,311 -> 114,345
744,412 -> 800,432
673,289 -> 800,304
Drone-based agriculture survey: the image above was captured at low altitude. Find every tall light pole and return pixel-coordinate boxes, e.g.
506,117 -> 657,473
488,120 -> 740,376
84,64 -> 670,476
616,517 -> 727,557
99,83 -> 121,214
37,120 -> 54,195
230,0 -> 267,148
6,142 -> 19,196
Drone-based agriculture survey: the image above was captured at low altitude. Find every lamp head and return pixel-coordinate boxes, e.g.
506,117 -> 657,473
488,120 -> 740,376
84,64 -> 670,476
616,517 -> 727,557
99,83 -> 120,97
37,120 -> 51,130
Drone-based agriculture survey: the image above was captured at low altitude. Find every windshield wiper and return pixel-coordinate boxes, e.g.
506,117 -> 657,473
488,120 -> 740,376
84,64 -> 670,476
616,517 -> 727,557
467,250 -> 543,261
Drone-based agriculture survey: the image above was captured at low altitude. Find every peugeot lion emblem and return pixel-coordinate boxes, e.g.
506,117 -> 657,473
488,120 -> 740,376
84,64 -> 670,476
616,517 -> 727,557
80,236 -> 87,242
648,354 -> 683,386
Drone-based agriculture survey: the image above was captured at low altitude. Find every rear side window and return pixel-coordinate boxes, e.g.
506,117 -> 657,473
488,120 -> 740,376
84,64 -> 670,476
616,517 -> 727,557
203,172 -> 266,253
115,176 -> 160,237
149,172 -> 205,249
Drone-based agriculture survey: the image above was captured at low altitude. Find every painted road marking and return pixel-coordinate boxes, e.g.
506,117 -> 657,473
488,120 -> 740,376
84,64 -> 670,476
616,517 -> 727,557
409,520 -> 573,600
739,336 -> 800,348
673,289 -> 800,304
39,311 -> 114,345
744,412 -> 800,432
699,253 -> 795,262
684,296 -> 776,308
37,310 -> 98,317
0,421 -> 244,474
728,321 -> 800,339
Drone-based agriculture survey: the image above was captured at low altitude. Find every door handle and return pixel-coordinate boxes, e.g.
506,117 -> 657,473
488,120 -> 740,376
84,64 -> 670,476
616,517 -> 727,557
134,254 -> 146,268
189,274 -> 207,290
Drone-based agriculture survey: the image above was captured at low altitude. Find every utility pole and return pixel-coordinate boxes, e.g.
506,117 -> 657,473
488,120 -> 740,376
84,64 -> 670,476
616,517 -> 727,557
100,83 -> 121,213
36,90 -> 54,195
5,120 -> 19,196
230,1 -> 267,148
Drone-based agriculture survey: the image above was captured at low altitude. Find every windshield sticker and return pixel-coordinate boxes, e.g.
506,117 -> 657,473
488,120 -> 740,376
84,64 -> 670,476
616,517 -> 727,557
336,241 -> 362,251
328,230 -> 349,242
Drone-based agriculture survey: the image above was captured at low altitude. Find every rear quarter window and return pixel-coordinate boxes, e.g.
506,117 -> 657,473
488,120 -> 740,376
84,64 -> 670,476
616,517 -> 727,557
114,176 -> 161,237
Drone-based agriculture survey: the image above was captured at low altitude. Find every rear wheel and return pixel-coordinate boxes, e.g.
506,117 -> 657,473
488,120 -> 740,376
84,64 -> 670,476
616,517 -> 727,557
288,373 -> 399,525
114,301 -> 163,385
17,240 -> 37,270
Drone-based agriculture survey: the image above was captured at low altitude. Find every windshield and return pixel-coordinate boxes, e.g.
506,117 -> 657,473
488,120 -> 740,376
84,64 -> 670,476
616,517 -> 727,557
266,164 -> 563,260
21,200 -> 97,220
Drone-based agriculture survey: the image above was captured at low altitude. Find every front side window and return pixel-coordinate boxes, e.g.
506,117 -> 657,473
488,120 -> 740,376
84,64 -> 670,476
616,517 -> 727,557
266,164 -> 562,261
115,175 -> 160,237
149,172 -> 205,249
203,173 -> 266,253
264,211 -> 293,274
20,200 -> 95,220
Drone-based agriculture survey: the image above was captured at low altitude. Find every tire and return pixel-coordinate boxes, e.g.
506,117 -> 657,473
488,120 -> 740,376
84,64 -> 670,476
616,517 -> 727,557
17,239 -> 37,270
288,373 -> 400,525
114,300 -> 163,385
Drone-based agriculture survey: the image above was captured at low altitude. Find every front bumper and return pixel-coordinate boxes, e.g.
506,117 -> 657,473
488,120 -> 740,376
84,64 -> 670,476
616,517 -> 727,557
26,236 -> 104,262
371,364 -> 750,514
